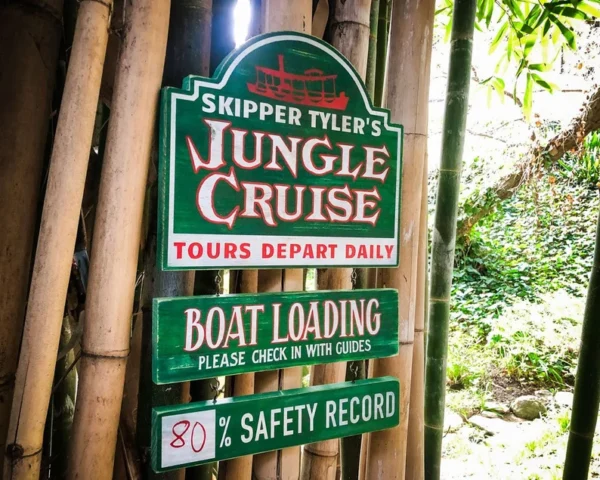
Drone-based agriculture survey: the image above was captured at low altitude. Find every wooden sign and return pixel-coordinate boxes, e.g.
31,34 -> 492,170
153,289 -> 398,384
158,31 -> 403,270
151,377 -> 399,472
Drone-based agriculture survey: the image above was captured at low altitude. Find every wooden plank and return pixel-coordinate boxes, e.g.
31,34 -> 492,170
151,377 -> 400,472
157,32 -> 403,271
153,289 -> 399,383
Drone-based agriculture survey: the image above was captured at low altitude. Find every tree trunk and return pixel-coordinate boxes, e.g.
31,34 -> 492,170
406,160 -> 429,480
0,0 -> 63,471
67,0 -> 170,477
424,2 -> 476,479
3,2 -> 111,477
562,210 -> 600,479
457,85 -> 600,239
363,1 -> 434,479
251,2 -> 311,480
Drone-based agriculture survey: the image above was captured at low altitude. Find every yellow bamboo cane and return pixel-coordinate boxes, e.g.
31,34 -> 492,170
362,1 -> 435,479
67,0 -> 170,477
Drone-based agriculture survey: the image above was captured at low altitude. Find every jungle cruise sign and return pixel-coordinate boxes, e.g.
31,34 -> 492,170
158,32 -> 403,270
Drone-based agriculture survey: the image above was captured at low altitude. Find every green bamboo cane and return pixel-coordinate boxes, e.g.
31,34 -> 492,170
366,0 -> 380,101
373,0 -> 392,107
562,210 -> 600,480
424,1 -> 476,479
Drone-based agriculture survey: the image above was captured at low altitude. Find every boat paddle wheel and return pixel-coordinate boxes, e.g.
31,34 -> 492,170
247,55 -> 349,110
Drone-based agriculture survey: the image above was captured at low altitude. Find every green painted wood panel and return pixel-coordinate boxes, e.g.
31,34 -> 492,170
151,377 -> 400,472
153,288 -> 399,384
158,31 -> 403,270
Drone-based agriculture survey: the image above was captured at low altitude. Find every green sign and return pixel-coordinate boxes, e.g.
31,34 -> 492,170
158,32 -> 403,270
153,289 -> 398,384
152,377 -> 399,472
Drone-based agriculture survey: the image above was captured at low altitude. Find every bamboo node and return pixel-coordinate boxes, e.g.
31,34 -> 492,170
79,0 -> 113,18
5,443 -> 24,460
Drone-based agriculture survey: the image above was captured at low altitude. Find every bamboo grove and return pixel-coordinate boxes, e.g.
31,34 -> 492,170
0,1 -> 599,480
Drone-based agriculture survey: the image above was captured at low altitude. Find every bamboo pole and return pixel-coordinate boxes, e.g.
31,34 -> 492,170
424,2 -> 476,478
219,271 -> 257,480
67,0 -> 170,476
365,0 -> 380,101
251,2 -> 311,479
562,211 -> 600,479
134,2 -> 212,479
252,271 -> 304,480
363,1 -> 435,479
0,0 -> 63,469
4,1 -> 112,476
301,3 -> 370,479
342,5 -> 379,475
373,0 -> 392,107
406,158 -> 429,479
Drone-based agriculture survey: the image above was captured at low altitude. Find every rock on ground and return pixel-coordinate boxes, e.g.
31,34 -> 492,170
511,395 -> 547,420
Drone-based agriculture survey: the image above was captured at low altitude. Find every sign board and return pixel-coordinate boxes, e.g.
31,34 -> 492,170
153,289 -> 399,384
158,31 -> 403,270
152,377 -> 399,472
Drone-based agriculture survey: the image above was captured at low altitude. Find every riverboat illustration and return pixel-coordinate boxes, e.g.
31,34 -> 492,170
247,55 -> 349,110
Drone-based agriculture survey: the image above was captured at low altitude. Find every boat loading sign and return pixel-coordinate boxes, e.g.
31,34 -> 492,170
158,32 -> 403,270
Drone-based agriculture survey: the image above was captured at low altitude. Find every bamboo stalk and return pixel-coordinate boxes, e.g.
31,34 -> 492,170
251,2 -> 310,479
405,157 -> 429,480
67,0 -> 171,476
2,1 -> 108,477
365,0 -> 380,101
342,3 -> 379,473
301,3 -> 370,478
135,2 -> 212,479
253,270 -> 304,480
363,1 -> 435,479
220,271 -> 257,480
562,211 -> 600,479
373,0 -> 392,107
0,0 -> 63,469
424,2 -> 476,479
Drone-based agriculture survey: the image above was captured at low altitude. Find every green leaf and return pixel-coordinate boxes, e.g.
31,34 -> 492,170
477,0 -> 486,21
508,0 -> 526,20
553,6 -> 588,19
492,77 -> 506,102
445,17 -> 453,42
523,34 -> 538,57
528,63 -> 552,72
530,73 -> 555,92
489,21 -> 508,54
543,18 -> 552,36
549,14 -> 577,49
524,4 -> 542,25
485,0 -> 494,25
524,73 -> 533,119
578,2 -> 600,16
516,58 -> 528,78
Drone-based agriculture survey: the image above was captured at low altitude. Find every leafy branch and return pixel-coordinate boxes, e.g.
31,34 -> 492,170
438,0 -> 600,117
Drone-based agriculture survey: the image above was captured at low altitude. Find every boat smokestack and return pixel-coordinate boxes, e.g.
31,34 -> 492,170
278,54 -> 284,72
